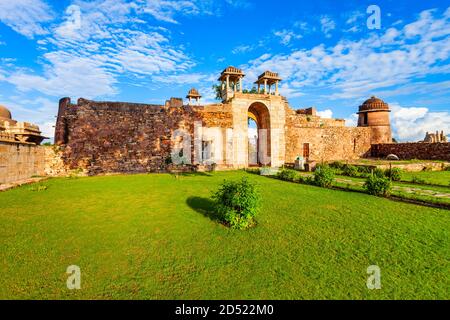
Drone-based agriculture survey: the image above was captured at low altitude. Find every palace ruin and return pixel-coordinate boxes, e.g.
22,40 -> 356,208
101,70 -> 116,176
54,67 -> 393,174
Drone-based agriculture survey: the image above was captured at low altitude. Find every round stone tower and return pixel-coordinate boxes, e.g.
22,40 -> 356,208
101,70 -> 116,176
357,96 -> 392,144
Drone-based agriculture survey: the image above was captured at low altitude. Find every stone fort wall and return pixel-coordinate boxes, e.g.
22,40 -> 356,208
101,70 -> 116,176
0,142 -> 46,184
55,97 -> 377,173
55,98 -> 233,174
284,107 -> 372,163
371,142 -> 450,161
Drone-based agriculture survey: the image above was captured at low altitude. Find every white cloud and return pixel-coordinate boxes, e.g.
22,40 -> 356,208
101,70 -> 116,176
8,52 -> 117,98
345,11 -> 364,25
0,0 -> 54,38
153,73 -> 212,85
140,0 -> 199,24
0,97 -> 57,139
273,29 -> 302,45
320,15 -> 336,38
317,109 -> 333,118
2,0 -> 199,98
390,103 -> 450,142
232,44 -> 254,54
243,7 -> 450,101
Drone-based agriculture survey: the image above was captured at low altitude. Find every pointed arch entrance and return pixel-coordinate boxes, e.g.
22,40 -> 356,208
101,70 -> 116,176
248,102 -> 271,166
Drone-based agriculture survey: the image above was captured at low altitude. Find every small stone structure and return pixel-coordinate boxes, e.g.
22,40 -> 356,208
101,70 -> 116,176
186,88 -> 202,106
54,66 -> 395,175
423,131 -> 448,143
0,105 -> 47,184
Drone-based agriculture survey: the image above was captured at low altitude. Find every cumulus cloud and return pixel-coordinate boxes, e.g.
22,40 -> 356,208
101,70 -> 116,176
0,0 -> 54,38
317,109 -> 333,118
2,0 -> 200,99
0,97 -> 57,139
8,52 -> 118,98
243,7 -> 450,101
390,104 -> 450,142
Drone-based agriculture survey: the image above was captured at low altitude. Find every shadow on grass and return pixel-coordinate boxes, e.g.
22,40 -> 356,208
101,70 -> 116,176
186,196 -> 221,221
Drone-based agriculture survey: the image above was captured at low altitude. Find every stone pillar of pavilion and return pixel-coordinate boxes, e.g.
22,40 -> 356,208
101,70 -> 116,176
218,66 -> 245,101
254,71 -> 282,96
186,88 -> 202,106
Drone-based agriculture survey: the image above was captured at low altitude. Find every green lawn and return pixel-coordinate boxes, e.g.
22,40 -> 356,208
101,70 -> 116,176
0,171 -> 449,299
401,170 -> 450,186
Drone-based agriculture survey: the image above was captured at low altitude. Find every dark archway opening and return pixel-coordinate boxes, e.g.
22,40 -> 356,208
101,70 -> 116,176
248,102 -> 271,166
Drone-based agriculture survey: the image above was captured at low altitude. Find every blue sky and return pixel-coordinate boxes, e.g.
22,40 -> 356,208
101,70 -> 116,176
0,0 -> 449,142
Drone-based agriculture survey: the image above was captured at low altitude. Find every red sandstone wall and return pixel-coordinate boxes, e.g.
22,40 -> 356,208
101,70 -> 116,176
55,98 -> 232,174
371,143 -> 450,161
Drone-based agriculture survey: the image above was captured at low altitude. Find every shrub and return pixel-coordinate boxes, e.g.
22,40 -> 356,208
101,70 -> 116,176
276,168 -> 298,182
212,178 -> 261,230
356,166 -> 372,174
343,164 -> 359,177
313,165 -> 335,188
373,168 -> 385,178
364,175 -> 391,197
444,166 -> 450,171
411,176 -> 426,184
329,161 -> 345,170
385,167 -> 402,181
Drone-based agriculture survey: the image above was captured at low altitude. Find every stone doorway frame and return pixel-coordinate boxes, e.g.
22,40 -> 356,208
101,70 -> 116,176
247,102 -> 271,167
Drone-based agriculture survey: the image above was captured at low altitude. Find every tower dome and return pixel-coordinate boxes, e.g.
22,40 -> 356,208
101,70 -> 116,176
0,104 -> 12,120
358,96 -> 389,112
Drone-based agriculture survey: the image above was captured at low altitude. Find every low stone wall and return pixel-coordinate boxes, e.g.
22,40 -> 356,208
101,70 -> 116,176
285,126 -> 372,163
0,141 -> 46,184
371,142 -> 450,161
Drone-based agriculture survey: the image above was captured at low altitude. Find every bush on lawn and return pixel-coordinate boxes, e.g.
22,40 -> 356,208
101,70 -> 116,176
357,166 -> 373,174
329,161 -> 345,170
314,165 -> 335,188
364,175 -> 392,197
411,176 -> 426,184
343,164 -> 359,177
385,167 -> 402,181
373,168 -> 385,178
212,178 -> 261,230
276,168 -> 298,182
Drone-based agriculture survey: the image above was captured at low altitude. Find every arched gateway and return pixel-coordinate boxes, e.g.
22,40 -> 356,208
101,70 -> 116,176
248,102 -> 271,166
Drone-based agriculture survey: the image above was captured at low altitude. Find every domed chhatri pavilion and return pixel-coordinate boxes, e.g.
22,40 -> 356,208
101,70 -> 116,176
0,105 -> 46,145
54,66 -> 394,174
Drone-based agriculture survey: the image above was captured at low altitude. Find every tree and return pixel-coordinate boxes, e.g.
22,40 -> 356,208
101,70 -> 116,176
212,84 -> 222,100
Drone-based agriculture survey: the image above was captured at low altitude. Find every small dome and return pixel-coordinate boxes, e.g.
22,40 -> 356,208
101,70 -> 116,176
186,88 -> 201,98
0,105 -> 12,120
359,96 -> 389,112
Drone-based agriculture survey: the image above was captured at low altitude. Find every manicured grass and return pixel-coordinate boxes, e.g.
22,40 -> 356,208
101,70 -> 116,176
401,170 -> 450,187
0,171 -> 449,299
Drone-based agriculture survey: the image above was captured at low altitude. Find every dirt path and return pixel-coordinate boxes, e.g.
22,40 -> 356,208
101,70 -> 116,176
336,178 -> 450,199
